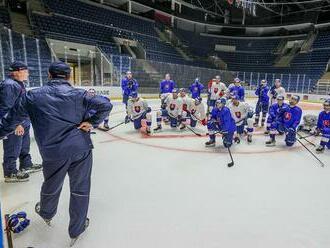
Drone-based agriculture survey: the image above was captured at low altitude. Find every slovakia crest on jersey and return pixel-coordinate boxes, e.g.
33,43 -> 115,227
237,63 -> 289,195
165,84 -> 169,89
235,112 -> 241,119
284,112 -> 292,120
170,103 -> 176,110
214,88 -> 218,93
323,120 -> 330,127
134,106 -> 141,113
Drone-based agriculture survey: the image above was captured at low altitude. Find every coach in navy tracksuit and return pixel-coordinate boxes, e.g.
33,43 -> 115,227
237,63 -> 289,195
0,61 -> 113,241
0,61 -> 41,183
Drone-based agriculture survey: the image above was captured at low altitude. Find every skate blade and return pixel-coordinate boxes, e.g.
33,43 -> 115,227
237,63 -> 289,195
4,178 -> 29,183
24,168 -> 43,174
70,219 -> 89,247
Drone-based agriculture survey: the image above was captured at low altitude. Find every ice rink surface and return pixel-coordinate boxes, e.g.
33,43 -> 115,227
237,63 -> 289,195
1,99 -> 330,248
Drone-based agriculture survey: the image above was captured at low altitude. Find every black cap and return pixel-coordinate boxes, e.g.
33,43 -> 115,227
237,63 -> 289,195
9,61 -> 28,72
49,61 -> 71,78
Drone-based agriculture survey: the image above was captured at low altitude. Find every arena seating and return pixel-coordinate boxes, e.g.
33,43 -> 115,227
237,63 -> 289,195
0,0 -> 329,92
1,29 -> 51,86
31,12 -> 183,68
0,7 -> 11,28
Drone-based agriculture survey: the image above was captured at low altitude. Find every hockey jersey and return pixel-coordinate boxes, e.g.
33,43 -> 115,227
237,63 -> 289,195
209,82 -> 227,100
160,80 -> 176,94
164,94 -> 183,118
186,99 -> 206,121
281,105 -> 302,129
317,111 -> 330,131
210,106 -> 236,133
127,97 -> 149,120
255,85 -> 270,104
228,102 -> 253,125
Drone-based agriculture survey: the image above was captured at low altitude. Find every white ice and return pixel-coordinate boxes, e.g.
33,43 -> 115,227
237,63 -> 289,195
1,99 -> 330,248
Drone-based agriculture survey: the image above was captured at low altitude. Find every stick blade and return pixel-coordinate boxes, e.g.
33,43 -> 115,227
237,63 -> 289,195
227,162 -> 234,167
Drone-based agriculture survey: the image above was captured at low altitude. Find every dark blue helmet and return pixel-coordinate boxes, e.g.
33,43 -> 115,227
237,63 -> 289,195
276,95 -> 285,101
129,91 -> 138,98
9,61 -> 28,72
49,61 -> 71,78
172,88 -> 179,94
195,96 -> 202,104
324,99 -> 330,106
216,97 -> 227,106
291,95 -> 300,103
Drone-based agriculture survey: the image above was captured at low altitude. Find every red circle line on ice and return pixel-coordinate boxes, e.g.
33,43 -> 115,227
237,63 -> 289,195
103,131 -> 317,155
101,101 -> 319,154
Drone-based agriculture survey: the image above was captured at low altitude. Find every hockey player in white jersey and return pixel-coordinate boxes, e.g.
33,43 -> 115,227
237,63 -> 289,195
208,75 -> 227,113
180,97 -> 207,129
179,88 -> 190,112
228,95 -> 254,143
125,92 -> 152,134
269,79 -> 286,104
154,89 -> 183,131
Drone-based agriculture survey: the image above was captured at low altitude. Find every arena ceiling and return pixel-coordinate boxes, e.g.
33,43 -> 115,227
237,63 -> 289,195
181,0 -> 330,25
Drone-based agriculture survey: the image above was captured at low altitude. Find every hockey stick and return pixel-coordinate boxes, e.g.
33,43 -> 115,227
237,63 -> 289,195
297,132 -> 316,147
298,133 -> 315,140
296,138 -> 325,167
227,147 -> 234,167
108,121 -> 126,131
185,125 -> 202,137
5,214 -> 14,248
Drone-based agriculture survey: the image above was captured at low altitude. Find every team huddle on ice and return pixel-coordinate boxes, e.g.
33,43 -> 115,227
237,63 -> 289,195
115,72 -> 330,153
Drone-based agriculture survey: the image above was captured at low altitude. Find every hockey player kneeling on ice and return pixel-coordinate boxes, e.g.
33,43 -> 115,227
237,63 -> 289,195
315,99 -> 330,153
205,98 -> 236,147
254,79 -> 269,128
180,97 -> 207,129
265,95 -> 288,135
154,89 -> 183,131
228,95 -> 254,143
266,95 -> 302,147
87,88 -> 111,130
125,92 -> 152,134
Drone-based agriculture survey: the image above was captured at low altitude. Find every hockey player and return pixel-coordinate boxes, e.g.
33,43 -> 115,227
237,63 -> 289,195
269,79 -> 286,104
266,95 -> 302,147
228,78 -> 245,101
180,97 -> 207,129
208,75 -> 227,113
0,61 -> 42,183
121,71 -> 139,107
179,88 -> 190,111
189,78 -> 204,99
315,99 -> 330,153
154,89 -> 183,131
125,92 -> 152,135
0,61 -> 113,245
159,73 -> 176,97
228,95 -> 254,143
205,98 -> 236,147
254,79 -> 270,127
265,95 -> 289,135
87,88 -> 111,130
